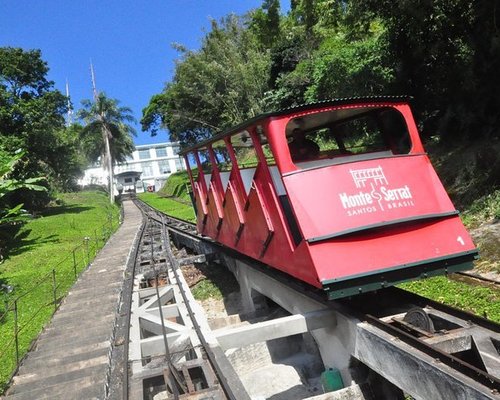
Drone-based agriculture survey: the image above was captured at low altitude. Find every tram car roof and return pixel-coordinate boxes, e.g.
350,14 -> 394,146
179,95 -> 412,155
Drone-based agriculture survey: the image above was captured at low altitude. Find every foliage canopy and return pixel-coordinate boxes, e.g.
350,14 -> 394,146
0,47 -> 85,209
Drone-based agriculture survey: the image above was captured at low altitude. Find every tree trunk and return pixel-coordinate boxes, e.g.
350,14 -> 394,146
103,125 -> 114,204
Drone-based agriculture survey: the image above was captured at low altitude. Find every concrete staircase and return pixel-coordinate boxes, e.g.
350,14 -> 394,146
2,200 -> 142,400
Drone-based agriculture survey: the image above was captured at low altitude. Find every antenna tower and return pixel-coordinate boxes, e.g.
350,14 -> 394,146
90,60 -> 99,100
65,79 -> 73,126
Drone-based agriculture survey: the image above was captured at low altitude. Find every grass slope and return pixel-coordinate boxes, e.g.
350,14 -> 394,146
138,192 -> 196,222
400,277 -> 499,322
0,191 -> 120,393
159,170 -> 191,202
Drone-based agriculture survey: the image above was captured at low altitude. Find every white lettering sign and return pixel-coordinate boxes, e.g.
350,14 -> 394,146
340,166 -> 415,216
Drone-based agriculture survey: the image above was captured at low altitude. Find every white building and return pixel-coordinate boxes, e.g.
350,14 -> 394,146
78,142 -> 185,193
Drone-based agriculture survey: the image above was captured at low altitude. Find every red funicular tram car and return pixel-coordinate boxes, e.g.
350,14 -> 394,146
181,97 -> 478,299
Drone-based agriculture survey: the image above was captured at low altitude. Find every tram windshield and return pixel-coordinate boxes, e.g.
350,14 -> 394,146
286,106 -> 411,166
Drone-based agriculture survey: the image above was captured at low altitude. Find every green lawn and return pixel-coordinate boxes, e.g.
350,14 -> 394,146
400,276 -> 499,322
0,191 -> 120,393
138,192 -> 196,222
159,170 -> 191,202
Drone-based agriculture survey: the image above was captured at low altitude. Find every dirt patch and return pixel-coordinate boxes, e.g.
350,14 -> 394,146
471,221 -> 500,277
181,264 -> 206,287
179,258 -> 241,319
199,297 -> 229,320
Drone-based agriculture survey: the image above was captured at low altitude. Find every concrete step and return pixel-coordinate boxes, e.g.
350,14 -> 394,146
56,294 -> 118,312
35,322 -> 112,342
68,281 -> 122,295
31,329 -> 111,354
22,339 -> 110,363
47,312 -> 115,330
5,367 -> 103,399
14,354 -> 108,386
49,302 -> 115,323
92,256 -> 128,265
70,276 -> 123,288
18,345 -> 109,373
79,266 -> 125,278
45,309 -> 115,330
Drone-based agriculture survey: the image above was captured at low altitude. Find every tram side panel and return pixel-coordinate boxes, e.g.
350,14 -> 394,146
192,154 -> 322,288
223,162 -> 319,287
281,154 -> 476,290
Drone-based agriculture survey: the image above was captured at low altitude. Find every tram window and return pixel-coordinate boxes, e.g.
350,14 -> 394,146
230,130 -> 276,168
378,108 -> 411,154
230,132 -> 258,168
190,148 -> 212,189
261,143 -> 275,165
197,149 -> 212,173
211,140 -> 232,172
255,129 -> 275,165
212,140 -> 232,191
286,107 -> 411,166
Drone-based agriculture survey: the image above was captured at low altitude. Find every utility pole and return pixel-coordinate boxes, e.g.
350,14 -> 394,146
90,61 -> 115,203
65,79 -> 73,126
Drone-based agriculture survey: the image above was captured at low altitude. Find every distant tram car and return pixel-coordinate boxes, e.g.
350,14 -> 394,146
181,97 -> 478,299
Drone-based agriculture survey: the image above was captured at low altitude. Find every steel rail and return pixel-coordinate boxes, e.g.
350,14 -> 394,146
453,271 -> 500,289
133,200 -> 247,399
158,215 -> 244,400
120,208 -> 146,400
147,218 -> 182,399
364,313 -> 500,391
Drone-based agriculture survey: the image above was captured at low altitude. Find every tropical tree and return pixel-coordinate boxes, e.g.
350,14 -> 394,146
141,15 -> 271,147
0,149 -> 46,224
0,47 -> 81,206
78,93 -> 136,203
0,148 -> 47,261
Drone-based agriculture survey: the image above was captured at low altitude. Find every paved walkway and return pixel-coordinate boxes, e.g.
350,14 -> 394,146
3,200 -> 143,400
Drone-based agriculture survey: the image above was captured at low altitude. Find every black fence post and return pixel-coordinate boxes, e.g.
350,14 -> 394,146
52,269 -> 57,312
72,248 -> 78,278
13,299 -> 19,366
84,237 -> 90,265
108,213 -> 113,237
94,228 -> 99,253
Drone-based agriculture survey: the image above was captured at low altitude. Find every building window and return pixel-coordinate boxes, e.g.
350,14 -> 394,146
142,162 -> 153,176
139,149 -> 150,160
173,146 -> 180,155
175,158 -> 184,170
118,163 -> 134,172
125,154 -> 134,161
155,147 -> 167,157
158,160 -> 171,174
124,177 -> 133,183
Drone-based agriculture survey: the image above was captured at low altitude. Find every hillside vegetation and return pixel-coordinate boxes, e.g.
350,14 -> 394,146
158,170 -> 191,203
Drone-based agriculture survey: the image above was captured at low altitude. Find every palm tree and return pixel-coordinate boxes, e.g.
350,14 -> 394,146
78,93 -> 136,203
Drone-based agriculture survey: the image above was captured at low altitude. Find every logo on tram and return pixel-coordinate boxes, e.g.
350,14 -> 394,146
339,166 -> 415,216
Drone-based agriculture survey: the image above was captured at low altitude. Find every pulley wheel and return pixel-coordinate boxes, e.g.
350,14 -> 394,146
403,307 -> 435,333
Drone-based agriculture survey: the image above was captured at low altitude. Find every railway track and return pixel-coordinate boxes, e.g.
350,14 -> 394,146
132,198 -> 500,399
125,201 -> 249,399
453,271 -> 500,290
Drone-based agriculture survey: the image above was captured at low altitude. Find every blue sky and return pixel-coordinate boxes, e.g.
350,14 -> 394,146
0,1 -> 289,145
